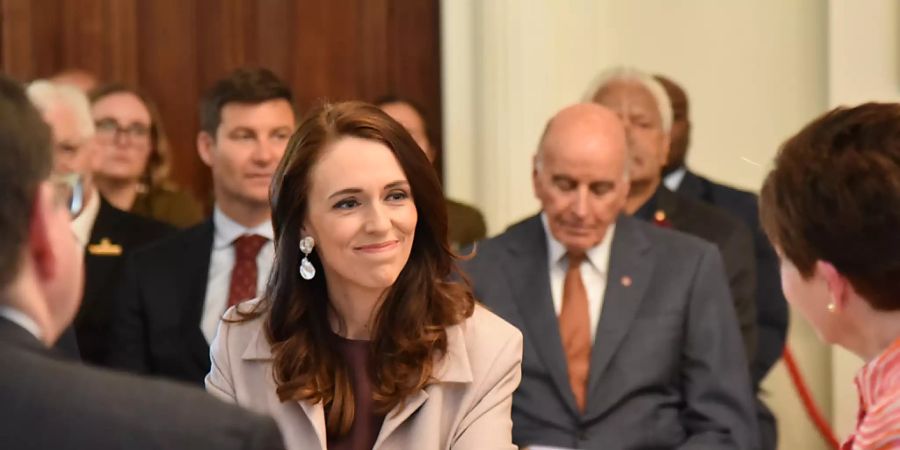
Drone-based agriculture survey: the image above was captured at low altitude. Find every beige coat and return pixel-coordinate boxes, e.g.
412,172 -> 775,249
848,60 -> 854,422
206,301 -> 523,450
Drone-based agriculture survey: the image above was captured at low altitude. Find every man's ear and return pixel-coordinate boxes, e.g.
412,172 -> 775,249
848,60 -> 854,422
28,184 -> 57,280
531,158 -> 541,201
197,131 -> 215,167
659,132 -> 672,165
85,136 -> 103,172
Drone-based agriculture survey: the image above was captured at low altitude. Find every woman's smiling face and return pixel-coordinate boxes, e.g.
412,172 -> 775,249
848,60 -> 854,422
303,136 -> 417,293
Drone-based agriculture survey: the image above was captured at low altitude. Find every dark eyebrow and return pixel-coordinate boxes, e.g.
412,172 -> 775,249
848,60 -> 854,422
229,126 -> 256,135
384,180 -> 410,190
328,188 -> 362,200
328,180 -> 409,200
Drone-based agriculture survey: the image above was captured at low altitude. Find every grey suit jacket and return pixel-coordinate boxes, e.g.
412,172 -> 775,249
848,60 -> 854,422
461,214 -> 758,449
0,318 -> 284,450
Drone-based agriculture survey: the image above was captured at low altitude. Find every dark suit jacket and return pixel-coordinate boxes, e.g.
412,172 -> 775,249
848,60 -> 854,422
461,215 -> 758,449
107,220 -> 214,385
0,317 -> 283,450
636,186 -> 758,364
676,170 -> 789,386
73,197 -> 172,365
676,170 -> 788,449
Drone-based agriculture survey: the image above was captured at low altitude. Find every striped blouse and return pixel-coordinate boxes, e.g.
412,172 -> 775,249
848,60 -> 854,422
844,337 -> 900,449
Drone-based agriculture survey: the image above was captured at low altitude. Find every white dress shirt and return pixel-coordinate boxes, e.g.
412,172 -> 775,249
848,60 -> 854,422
200,207 -> 275,343
663,166 -> 687,192
70,188 -> 100,248
0,305 -> 42,341
541,214 -> 615,342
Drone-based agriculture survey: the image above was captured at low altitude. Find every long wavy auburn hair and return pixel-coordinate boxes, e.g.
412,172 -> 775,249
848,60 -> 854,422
238,101 -> 475,436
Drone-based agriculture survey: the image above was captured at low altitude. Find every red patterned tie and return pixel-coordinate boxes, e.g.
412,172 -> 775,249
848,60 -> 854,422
227,234 -> 268,307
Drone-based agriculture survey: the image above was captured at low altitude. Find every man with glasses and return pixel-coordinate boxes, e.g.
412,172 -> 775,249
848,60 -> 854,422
26,80 -> 172,365
107,68 -> 295,385
0,73 -> 285,450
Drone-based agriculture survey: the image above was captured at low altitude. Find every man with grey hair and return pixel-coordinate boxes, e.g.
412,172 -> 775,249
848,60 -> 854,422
26,80 -> 171,365
586,67 -> 759,367
462,103 -> 757,448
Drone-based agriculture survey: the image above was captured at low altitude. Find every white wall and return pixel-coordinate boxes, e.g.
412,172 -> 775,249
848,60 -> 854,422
443,0 -> 827,235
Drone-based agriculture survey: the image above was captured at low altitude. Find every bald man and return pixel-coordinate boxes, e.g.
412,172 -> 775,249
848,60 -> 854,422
461,103 -> 757,449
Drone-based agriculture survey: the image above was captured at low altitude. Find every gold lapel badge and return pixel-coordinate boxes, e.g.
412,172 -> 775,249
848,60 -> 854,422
621,275 -> 632,287
88,238 -> 123,256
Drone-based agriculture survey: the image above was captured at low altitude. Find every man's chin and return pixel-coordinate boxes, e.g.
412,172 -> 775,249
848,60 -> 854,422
558,235 -> 600,253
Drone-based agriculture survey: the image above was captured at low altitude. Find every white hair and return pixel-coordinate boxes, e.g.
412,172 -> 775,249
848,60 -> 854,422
25,79 -> 95,139
581,66 -> 673,133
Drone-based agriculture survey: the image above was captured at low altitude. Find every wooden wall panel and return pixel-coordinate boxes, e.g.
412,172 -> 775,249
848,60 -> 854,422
0,0 -> 443,205
136,0 -> 204,198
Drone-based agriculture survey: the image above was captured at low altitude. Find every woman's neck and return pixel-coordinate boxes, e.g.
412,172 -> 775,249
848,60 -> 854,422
853,310 -> 900,361
326,281 -> 384,340
95,176 -> 140,211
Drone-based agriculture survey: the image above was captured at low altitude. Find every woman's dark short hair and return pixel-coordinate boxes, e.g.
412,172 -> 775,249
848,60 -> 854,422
199,67 -> 295,136
241,101 -> 474,435
760,102 -> 900,310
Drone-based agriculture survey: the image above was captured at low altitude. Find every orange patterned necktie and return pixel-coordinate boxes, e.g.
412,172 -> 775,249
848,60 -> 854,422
227,234 -> 268,307
558,252 -> 592,412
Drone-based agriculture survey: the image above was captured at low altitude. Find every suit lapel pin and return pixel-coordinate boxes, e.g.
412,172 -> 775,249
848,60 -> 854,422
653,210 -> 672,228
88,238 -> 123,256
621,275 -> 632,287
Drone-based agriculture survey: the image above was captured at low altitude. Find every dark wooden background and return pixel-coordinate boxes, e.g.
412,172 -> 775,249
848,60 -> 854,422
0,0 -> 442,206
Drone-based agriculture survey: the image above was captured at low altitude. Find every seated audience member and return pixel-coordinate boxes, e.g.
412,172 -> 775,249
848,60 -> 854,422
759,102 -> 900,450
26,80 -> 172,365
585,67 -> 759,364
376,96 -> 487,248
461,103 -> 757,449
90,84 -> 204,228
655,73 -> 789,449
107,68 -> 295,384
206,101 -> 522,450
0,73 -> 285,450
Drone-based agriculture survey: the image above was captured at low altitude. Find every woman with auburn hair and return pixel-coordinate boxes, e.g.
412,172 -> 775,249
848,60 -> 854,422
759,102 -> 900,450
90,84 -> 203,228
206,101 -> 522,450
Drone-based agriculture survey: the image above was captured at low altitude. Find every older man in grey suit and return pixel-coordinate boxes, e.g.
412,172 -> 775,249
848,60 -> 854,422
461,103 -> 757,449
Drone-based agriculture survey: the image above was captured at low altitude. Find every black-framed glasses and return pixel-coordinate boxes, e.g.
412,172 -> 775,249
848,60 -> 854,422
51,173 -> 85,217
94,118 -> 151,143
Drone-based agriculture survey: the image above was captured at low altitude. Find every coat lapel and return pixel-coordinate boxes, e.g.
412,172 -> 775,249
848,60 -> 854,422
373,322 -> 472,448
240,308 -> 474,450
504,216 -> 581,415
584,216 -> 653,416
677,170 -> 713,204
656,187 -> 687,229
